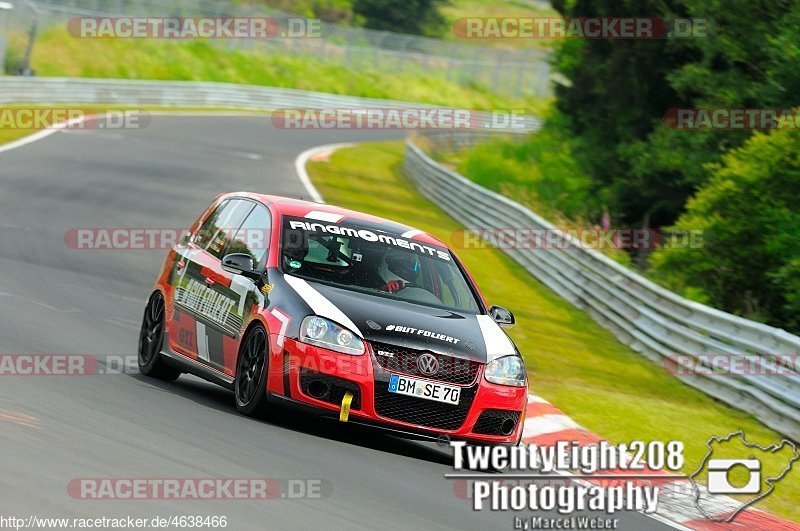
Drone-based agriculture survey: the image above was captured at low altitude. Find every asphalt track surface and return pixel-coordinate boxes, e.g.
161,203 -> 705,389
0,116 -> 671,530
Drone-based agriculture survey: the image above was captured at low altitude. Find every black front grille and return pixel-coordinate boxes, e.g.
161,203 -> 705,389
373,381 -> 477,430
473,409 -> 521,436
299,369 -> 362,410
371,342 -> 481,385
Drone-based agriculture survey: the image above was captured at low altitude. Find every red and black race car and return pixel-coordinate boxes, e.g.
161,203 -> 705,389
138,193 -> 527,444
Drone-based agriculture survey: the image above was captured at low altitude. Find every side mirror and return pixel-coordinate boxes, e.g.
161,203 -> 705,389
222,253 -> 261,282
489,305 -> 515,328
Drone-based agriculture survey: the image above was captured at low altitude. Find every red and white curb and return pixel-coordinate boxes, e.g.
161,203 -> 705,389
521,394 -> 800,530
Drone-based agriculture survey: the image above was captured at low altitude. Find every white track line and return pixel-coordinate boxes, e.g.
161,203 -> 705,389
0,114 -> 99,155
0,128 -> 62,155
0,111 -> 269,156
293,142 -> 355,204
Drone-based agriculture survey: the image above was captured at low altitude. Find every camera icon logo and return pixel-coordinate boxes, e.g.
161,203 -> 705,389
707,458 -> 761,494
690,430 -> 798,523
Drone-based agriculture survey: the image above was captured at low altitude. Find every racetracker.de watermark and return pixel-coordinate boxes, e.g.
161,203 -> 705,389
67,17 -> 320,39
451,228 -> 704,251
453,17 -> 709,39
63,227 -> 271,250
664,108 -> 800,130
68,478 -> 332,500
270,108 -> 528,130
0,352 -> 483,381
0,355 -> 95,376
666,354 -> 800,376
0,109 -> 149,130
0,355 -> 148,376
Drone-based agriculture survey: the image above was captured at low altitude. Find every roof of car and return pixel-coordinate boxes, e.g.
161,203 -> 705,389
224,192 -> 447,248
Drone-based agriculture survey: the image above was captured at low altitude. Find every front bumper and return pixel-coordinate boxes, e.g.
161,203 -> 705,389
276,338 -> 527,445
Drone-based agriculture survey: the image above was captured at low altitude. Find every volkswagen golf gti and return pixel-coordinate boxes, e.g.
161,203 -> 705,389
138,192 -> 527,444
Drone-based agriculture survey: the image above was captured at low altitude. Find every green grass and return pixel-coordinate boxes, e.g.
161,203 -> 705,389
432,112 -> 597,223
306,140 -> 799,522
443,0 -> 556,21
24,28 -> 542,112
424,113 -> 630,265
255,0 -> 558,48
0,127 -> 30,146
440,0 -> 559,49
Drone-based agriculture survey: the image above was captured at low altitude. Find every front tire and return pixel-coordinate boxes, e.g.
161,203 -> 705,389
138,292 -> 180,382
235,325 -> 270,417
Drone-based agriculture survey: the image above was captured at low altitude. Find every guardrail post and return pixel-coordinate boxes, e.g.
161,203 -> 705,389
18,13 -> 35,75
0,2 -> 12,76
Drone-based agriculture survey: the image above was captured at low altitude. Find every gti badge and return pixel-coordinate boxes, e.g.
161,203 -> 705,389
417,353 -> 439,376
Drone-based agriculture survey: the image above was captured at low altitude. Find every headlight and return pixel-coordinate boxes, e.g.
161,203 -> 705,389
299,316 -> 365,355
484,355 -> 526,387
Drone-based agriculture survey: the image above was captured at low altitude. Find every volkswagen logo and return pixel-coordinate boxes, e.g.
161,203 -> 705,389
417,353 -> 439,376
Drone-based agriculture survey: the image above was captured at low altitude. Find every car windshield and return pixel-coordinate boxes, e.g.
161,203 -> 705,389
281,216 -> 481,313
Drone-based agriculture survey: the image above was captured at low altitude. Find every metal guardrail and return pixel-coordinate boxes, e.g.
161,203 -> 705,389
404,133 -> 800,441
0,77 -> 541,132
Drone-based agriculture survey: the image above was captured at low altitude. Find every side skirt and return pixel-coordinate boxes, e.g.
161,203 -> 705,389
160,331 -> 235,390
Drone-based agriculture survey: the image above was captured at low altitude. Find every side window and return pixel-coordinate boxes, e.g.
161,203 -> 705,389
227,205 -> 272,269
194,200 -> 228,249
194,200 -> 254,259
434,260 -> 476,311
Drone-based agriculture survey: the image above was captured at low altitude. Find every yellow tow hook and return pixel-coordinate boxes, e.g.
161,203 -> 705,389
339,392 -> 354,422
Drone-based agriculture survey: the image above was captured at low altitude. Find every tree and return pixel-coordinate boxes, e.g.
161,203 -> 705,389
552,0 -> 799,228
353,0 -> 448,36
552,0 -> 697,227
623,0 -> 798,226
649,125 -> 800,329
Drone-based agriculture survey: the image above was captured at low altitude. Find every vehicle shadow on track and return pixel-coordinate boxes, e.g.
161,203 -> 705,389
130,373 -> 453,467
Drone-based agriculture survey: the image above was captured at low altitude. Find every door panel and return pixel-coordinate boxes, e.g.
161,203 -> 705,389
168,199 -> 253,367
213,204 -> 272,375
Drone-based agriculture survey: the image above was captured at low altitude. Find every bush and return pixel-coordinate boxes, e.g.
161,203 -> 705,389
649,125 -> 800,329
457,111 -> 599,223
353,0 -> 447,36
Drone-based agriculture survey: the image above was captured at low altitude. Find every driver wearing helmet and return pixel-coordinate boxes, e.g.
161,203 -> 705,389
282,230 -> 408,293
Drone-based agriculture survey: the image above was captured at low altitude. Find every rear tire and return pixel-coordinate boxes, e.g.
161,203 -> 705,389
235,325 -> 271,417
138,292 -> 181,382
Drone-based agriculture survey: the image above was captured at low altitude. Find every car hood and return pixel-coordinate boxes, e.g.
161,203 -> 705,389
281,274 -> 517,363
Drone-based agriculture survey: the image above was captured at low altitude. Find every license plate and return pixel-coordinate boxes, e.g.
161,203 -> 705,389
388,374 -> 460,405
